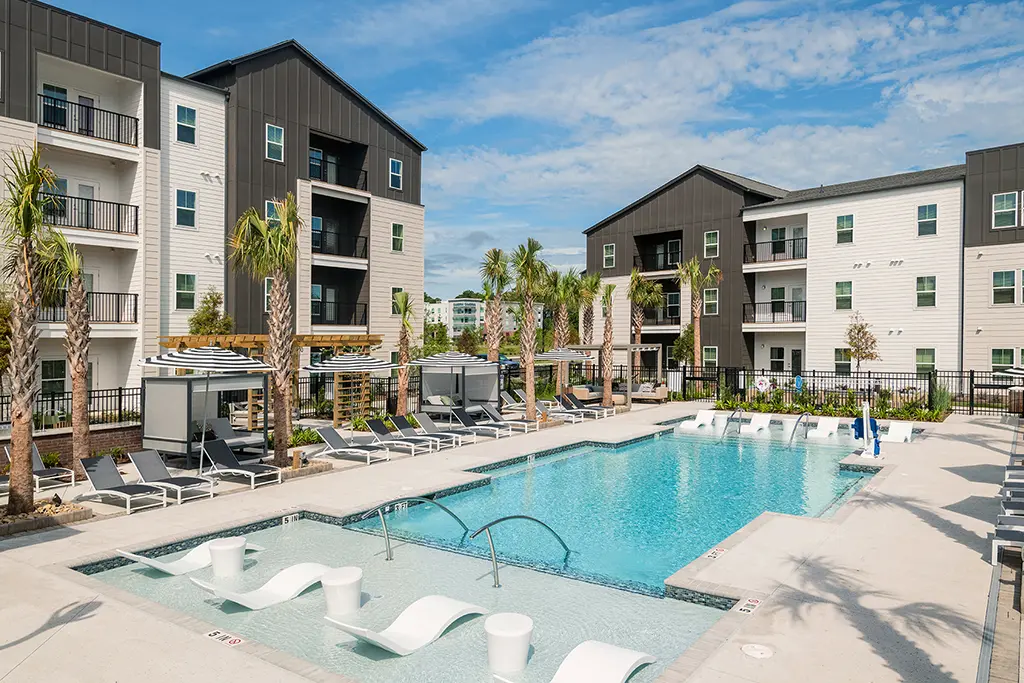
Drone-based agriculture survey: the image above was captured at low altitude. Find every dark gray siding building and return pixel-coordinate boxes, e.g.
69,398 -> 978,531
965,142 -> 1024,248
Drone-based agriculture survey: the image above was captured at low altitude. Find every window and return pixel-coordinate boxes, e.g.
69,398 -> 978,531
41,83 -> 68,127
703,231 -> 719,259
770,347 -> 784,372
264,278 -> 273,313
666,291 -> 680,319
702,346 -> 718,368
770,287 -> 785,314
915,348 -> 935,376
667,239 -> 681,265
835,281 -> 852,310
834,348 -> 852,375
175,273 -> 196,310
603,244 -> 615,269
311,216 -> 322,250
309,147 -> 322,179
703,288 -> 718,315
392,223 -> 404,252
993,348 -> 1015,372
993,270 -> 1016,305
917,204 -> 937,236
994,192 -> 1019,229
41,359 -> 66,395
265,123 -> 284,162
771,227 -> 787,254
175,189 -> 196,228
176,105 -> 196,144
391,287 -> 403,315
389,158 -> 403,190
836,214 -> 854,244
916,276 -> 936,307
311,284 -> 322,318
265,200 -> 280,228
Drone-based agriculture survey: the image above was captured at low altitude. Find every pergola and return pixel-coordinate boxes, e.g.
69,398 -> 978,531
159,333 -> 383,428
568,343 -> 663,408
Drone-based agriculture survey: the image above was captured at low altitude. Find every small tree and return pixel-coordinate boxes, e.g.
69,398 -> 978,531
422,321 -> 451,356
455,326 -> 482,355
672,323 -> 694,366
188,288 -> 234,335
846,311 -> 880,370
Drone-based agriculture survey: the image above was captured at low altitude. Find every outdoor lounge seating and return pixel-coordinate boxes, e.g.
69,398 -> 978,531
480,404 -> 539,433
413,412 -> 478,445
740,413 -> 773,436
564,393 -> 615,418
452,407 -> 513,438
210,417 -> 265,450
129,449 -> 215,504
117,537 -> 264,575
677,410 -> 715,431
992,515 -> 1024,565
324,595 -> 488,656
807,417 -> 841,439
879,420 -> 914,443
191,562 -> 332,610
3,444 -> 77,492
515,388 -> 557,409
539,405 -> 584,423
366,419 -> 435,455
546,640 -> 656,683
500,390 -> 526,410
391,415 -> 458,450
315,427 -> 390,464
550,396 -> 595,420
202,439 -> 282,489
77,455 -> 167,514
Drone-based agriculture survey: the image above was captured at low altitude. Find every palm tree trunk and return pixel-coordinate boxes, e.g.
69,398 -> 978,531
397,327 -> 409,416
691,296 -> 702,368
65,275 -> 90,476
631,304 -> 643,381
520,293 -> 537,420
486,295 -> 501,363
7,237 -> 39,514
267,269 -> 293,467
582,307 -> 594,345
553,303 -> 568,395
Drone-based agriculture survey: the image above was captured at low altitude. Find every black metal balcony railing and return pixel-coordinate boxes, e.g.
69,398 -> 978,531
743,301 -> 806,324
643,307 -> 682,326
40,193 -> 139,235
39,292 -> 138,324
634,247 -> 681,272
311,301 -> 368,326
309,154 -> 368,191
312,229 -> 368,259
38,94 -> 139,147
743,237 -> 807,264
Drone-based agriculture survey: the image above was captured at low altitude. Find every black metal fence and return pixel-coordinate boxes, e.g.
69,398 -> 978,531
41,192 -> 139,234
38,94 -> 138,146
310,301 -> 368,326
308,154 -> 368,191
742,301 -> 806,324
312,229 -> 368,259
0,387 -> 141,432
743,237 -> 807,263
39,291 -> 139,324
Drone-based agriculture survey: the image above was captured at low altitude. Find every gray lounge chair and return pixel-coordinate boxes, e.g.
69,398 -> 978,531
565,393 -> 615,418
129,449 -> 215,504
514,388 -> 557,409
3,444 -> 77,492
203,439 -> 281,489
539,405 -> 584,423
209,417 -> 265,450
366,419 -> 434,456
390,415 -> 457,450
452,408 -> 512,438
315,427 -> 390,464
413,413 -> 477,445
500,390 -> 525,410
77,455 -> 166,514
993,515 -> 1024,565
479,404 -> 539,433
552,396 -> 597,420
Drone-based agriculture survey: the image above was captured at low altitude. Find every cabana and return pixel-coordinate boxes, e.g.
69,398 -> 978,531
567,344 -> 663,409
413,352 -> 500,418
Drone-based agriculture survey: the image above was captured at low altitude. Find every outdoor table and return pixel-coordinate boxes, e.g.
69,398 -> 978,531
485,612 -> 533,673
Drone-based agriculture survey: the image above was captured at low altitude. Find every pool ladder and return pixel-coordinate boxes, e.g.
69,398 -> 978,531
789,412 -> 813,444
471,515 -> 572,588
360,496 -> 470,561
719,408 -> 744,440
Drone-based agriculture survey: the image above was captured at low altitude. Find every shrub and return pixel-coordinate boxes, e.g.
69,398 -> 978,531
94,446 -> 129,463
269,426 -> 322,449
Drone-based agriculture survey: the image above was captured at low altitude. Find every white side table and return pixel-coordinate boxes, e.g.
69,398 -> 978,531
208,537 -> 246,578
322,567 -> 363,617
485,612 -> 533,673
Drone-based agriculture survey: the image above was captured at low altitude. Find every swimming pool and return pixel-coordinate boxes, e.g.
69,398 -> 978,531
349,432 -> 871,595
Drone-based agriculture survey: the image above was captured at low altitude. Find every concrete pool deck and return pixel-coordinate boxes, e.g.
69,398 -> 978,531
0,405 -> 1010,682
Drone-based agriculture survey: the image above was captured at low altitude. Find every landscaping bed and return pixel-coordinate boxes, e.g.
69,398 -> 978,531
281,459 -> 334,481
0,500 -> 92,537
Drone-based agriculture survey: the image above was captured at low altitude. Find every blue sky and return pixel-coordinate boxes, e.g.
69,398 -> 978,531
59,0 -> 1024,297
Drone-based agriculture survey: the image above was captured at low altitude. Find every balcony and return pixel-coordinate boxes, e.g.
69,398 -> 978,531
309,152 -> 368,192
743,238 -> 807,271
742,301 -> 806,330
311,301 -> 368,327
635,247 -> 681,273
40,292 -> 138,324
38,95 -> 138,147
643,307 -> 682,327
312,228 -> 367,259
41,193 -> 138,235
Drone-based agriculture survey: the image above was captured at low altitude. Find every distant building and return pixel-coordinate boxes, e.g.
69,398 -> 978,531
427,298 -> 543,335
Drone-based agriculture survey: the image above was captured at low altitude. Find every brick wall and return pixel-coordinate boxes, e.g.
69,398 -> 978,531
1,425 -> 141,468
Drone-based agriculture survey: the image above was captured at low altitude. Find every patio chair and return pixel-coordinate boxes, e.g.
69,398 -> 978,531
413,412 -> 477,446
365,419 -> 434,456
993,515 -> 1024,565
879,421 -> 914,443
77,455 -> 166,514
117,537 -> 264,575
129,449 -> 215,504
538,405 -> 584,424
202,439 -> 281,489
390,415 -> 457,450
452,408 -> 513,438
315,427 -> 390,464
479,403 -> 539,433
3,444 -> 78,492
500,390 -> 526,410
564,393 -> 615,418
677,410 -> 716,431
807,417 -> 841,439
209,417 -> 265,450
545,640 -> 655,683
514,388 -> 557,409
740,413 -> 773,436
191,562 -> 332,611
554,395 -> 600,420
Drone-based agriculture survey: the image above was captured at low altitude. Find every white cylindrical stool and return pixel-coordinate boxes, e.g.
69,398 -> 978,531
208,537 -> 246,578
485,612 -> 533,673
322,567 -> 363,617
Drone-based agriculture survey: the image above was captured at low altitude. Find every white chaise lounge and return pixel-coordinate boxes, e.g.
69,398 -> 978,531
678,410 -> 715,431
807,417 -> 841,439
879,421 -> 914,443
494,639 -> 655,683
191,562 -> 332,610
739,413 -> 772,436
117,537 -> 264,575
324,595 -> 487,656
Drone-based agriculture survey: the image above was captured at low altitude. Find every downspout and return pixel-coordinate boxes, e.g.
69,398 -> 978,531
958,178 -> 965,372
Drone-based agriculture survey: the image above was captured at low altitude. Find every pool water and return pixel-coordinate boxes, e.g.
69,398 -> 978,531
350,432 -> 869,594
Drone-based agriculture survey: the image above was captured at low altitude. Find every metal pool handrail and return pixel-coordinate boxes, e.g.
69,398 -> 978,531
469,515 -> 572,588
719,407 -> 744,440
790,412 -> 813,444
360,497 -> 470,561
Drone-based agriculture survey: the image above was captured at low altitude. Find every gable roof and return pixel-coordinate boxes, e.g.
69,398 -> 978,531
583,164 -> 788,235
746,164 -> 966,211
187,39 -> 426,152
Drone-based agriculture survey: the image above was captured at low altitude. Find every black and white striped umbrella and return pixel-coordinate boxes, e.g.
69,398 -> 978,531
409,351 -> 497,367
141,346 -> 272,372
996,367 -> 1024,377
536,348 -> 595,363
304,354 -> 400,373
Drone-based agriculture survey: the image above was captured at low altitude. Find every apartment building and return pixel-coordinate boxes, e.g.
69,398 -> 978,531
424,298 -> 543,335
187,40 -> 427,362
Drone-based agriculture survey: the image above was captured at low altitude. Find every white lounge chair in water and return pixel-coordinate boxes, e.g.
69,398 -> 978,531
879,421 -> 914,443
494,640 -> 655,683
807,417 -> 841,439
117,537 -> 264,576
740,413 -> 773,436
324,595 -> 487,656
191,562 -> 331,610
678,410 -> 715,431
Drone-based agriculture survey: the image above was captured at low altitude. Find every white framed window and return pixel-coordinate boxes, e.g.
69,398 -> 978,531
666,291 -> 680,319
915,348 -> 935,376
311,283 -> 322,318
389,158 -> 403,190
175,273 -> 196,310
311,216 -> 322,250
391,223 -> 404,252
667,238 -> 681,265
836,214 -> 854,244
702,346 -> 718,368
704,231 -> 719,259
770,347 -> 784,372
835,281 -> 852,310
917,204 -> 937,236
603,244 -> 615,269
993,270 -> 1016,305
175,189 -> 196,228
993,348 -> 1015,372
265,200 -> 280,228
391,287 -> 404,315
176,105 -> 196,144
265,123 -> 284,162
916,276 -> 936,308
41,359 -> 66,395
264,278 -> 273,313
834,348 -> 852,375
994,192 -> 1019,229
703,288 -> 718,315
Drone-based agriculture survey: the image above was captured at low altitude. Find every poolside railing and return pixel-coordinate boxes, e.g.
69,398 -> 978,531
0,387 -> 141,432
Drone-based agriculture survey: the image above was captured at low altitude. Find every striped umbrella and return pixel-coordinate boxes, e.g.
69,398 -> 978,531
535,348 -> 595,363
303,354 -> 400,373
140,346 -> 272,472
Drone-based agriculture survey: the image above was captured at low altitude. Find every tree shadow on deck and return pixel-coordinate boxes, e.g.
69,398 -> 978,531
848,492 -> 990,557
0,599 -> 100,652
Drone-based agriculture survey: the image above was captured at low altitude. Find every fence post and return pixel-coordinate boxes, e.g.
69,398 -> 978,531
969,370 -> 975,416
716,368 -> 723,401
927,370 -> 936,411
117,386 -> 123,423
682,365 -> 688,401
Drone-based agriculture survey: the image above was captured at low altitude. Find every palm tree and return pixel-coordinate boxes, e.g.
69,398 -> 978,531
480,248 -> 510,363
37,232 -> 89,476
545,268 -> 579,394
230,193 -> 300,467
578,272 -> 602,345
600,283 -> 616,407
393,291 -> 415,415
1,147 -> 56,514
674,256 -> 722,368
627,269 -> 664,373
510,238 -> 547,420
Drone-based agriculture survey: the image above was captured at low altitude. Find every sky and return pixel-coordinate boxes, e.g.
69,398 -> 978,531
60,0 -> 1024,297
